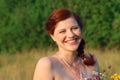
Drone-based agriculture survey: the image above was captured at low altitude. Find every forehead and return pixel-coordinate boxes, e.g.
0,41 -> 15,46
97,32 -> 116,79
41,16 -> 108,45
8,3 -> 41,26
55,17 -> 79,30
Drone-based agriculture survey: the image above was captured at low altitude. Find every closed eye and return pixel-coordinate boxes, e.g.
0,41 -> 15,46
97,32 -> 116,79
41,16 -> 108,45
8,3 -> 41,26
72,26 -> 79,30
59,30 -> 66,33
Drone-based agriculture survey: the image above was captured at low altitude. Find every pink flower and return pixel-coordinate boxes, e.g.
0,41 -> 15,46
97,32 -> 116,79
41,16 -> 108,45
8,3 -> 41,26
93,74 -> 101,80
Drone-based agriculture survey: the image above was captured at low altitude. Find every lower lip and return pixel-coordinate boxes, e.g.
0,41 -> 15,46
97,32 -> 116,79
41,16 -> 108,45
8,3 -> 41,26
65,40 -> 78,45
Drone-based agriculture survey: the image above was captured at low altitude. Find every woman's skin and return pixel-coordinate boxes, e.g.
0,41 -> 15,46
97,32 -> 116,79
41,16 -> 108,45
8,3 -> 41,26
33,16 -> 99,80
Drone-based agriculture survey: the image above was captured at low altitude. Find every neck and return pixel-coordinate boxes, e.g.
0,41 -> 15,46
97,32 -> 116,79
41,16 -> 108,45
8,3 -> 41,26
57,50 -> 78,65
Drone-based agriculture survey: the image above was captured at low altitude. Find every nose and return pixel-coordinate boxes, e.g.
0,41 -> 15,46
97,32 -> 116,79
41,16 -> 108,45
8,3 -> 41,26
67,30 -> 75,38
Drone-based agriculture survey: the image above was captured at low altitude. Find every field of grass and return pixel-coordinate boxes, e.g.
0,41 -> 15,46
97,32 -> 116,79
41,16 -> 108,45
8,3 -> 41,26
0,48 -> 119,80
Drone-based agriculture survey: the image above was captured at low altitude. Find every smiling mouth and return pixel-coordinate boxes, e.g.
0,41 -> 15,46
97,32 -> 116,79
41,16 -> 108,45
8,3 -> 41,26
65,38 -> 79,45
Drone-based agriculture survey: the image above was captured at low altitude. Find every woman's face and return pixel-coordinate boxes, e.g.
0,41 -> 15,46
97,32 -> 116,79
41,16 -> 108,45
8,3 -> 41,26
51,16 -> 82,52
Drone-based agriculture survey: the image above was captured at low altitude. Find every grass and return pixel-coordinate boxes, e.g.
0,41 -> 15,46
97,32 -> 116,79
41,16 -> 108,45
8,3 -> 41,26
85,48 -> 120,72
0,48 -> 119,80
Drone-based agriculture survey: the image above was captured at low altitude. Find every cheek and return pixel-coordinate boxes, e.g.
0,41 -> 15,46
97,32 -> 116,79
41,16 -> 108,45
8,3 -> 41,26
55,35 -> 65,42
75,30 -> 82,36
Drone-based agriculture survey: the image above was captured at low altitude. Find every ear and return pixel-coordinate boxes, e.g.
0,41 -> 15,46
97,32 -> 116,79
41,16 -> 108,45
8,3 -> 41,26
50,34 -> 56,42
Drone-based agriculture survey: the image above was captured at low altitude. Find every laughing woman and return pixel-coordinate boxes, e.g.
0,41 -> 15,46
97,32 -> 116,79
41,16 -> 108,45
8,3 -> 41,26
33,8 -> 100,80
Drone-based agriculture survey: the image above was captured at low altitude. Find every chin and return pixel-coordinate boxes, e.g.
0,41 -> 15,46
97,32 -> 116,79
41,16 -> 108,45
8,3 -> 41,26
66,46 -> 79,51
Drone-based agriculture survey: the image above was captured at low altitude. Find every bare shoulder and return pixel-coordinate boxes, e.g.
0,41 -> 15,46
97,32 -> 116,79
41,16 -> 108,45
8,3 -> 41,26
33,57 -> 54,80
36,57 -> 52,66
34,57 -> 53,74
92,54 -> 100,72
36,56 -> 58,67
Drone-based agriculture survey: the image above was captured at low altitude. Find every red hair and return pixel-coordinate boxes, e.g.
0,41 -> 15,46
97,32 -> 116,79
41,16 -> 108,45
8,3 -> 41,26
45,8 -> 95,66
77,39 -> 95,65
45,8 -> 83,35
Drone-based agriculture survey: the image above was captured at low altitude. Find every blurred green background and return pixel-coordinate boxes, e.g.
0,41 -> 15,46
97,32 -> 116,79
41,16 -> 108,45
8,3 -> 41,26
0,0 -> 120,53
0,1 -> 120,80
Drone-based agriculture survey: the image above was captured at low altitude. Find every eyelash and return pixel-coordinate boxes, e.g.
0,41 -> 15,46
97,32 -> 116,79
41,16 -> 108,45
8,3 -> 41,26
59,27 -> 79,33
72,27 -> 78,30
59,30 -> 65,33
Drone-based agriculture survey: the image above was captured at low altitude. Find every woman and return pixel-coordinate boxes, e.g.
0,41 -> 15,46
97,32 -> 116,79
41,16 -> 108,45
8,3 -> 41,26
33,8 -> 100,80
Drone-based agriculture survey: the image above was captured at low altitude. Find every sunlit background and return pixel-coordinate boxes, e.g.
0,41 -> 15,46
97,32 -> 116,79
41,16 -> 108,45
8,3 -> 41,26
0,0 -> 120,80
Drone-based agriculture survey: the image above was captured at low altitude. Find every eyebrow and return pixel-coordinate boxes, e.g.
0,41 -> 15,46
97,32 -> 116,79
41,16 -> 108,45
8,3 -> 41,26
57,29 -> 65,32
56,24 -> 79,31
